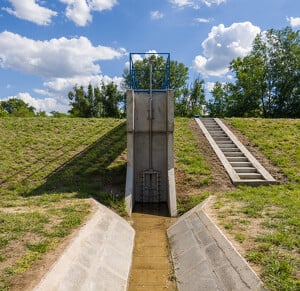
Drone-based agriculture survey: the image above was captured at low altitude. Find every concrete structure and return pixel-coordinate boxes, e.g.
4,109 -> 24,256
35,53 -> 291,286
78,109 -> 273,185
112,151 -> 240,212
167,198 -> 265,291
196,118 -> 276,186
125,89 -> 177,216
34,200 -> 135,291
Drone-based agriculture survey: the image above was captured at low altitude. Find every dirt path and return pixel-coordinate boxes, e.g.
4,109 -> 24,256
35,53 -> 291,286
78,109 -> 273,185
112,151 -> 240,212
128,204 -> 177,290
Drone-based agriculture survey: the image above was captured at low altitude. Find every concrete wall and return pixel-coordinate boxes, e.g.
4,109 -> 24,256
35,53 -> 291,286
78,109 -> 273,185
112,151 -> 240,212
34,200 -> 135,291
125,90 -> 177,216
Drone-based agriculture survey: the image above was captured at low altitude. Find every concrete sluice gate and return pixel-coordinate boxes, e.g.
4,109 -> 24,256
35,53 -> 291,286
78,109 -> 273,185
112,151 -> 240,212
125,89 -> 177,217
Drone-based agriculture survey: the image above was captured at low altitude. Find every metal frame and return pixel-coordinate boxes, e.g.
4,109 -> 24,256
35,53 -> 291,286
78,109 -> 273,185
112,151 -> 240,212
129,52 -> 171,91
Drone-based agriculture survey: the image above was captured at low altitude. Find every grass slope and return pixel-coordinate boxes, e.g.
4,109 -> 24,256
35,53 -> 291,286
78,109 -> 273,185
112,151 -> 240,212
0,118 -> 126,290
214,118 -> 300,291
0,117 -> 299,291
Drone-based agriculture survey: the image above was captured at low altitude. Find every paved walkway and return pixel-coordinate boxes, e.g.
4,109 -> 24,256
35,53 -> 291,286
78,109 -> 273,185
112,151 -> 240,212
128,204 -> 176,290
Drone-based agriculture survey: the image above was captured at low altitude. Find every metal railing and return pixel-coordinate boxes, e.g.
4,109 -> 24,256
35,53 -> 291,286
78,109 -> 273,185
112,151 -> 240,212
129,52 -> 171,91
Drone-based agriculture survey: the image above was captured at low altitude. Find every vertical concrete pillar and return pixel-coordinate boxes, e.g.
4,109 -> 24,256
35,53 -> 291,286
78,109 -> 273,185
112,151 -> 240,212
125,89 -> 177,216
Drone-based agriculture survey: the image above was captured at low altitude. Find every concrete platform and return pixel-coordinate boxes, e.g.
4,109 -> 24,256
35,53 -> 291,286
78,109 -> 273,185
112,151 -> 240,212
34,199 -> 135,291
167,198 -> 265,291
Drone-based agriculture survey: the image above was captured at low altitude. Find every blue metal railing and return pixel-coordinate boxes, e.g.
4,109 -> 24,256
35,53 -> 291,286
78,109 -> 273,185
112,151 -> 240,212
129,53 -> 171,91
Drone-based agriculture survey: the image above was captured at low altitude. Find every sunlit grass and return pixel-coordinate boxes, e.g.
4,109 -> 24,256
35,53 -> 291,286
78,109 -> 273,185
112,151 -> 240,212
0,117 -> 126,290
215,118 -> 300,291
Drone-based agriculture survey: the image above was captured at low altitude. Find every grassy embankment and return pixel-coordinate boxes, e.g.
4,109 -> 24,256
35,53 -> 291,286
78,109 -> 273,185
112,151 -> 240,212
0,117 -> 298,290
214,118 -> 299,291
0,118 -> 126,290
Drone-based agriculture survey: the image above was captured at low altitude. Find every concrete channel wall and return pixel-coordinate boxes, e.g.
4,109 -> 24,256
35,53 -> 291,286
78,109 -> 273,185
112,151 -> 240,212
167,198 -> 264,291
34,200 -> 135,291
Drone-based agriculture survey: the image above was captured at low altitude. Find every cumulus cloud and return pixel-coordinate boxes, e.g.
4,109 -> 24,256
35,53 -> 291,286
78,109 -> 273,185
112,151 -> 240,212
59,0 -> 118,26
286,16 -> 300,28
193,22 -> 260,76
0,31 -> 126,78
1,92 -> 65,113
169,0 -> 225,9
2,0 -> 57,25
150,10 -> 164,20
0,31 -> 126,113
43,75 -> 124,92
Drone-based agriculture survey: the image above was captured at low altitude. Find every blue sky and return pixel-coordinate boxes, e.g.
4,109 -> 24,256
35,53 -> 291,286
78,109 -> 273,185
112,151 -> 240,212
0,0 -> 299,113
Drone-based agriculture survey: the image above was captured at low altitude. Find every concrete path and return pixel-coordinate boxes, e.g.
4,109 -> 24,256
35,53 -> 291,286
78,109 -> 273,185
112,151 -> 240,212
167,198 -> 265,291
34,199 -> 135,291
128,204 -> 176,290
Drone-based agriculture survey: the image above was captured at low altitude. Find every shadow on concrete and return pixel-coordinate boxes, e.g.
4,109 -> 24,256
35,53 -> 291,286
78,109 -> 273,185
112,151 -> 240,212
133,203 -> 170,217
29,122 -> 127,206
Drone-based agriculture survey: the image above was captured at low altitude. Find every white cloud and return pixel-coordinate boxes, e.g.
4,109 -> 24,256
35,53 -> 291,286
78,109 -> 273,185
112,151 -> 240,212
169,0 -> 226,9
193,22 -> 260,76
0,31 -> 126,113
1,92 -> 65,113
195,17 -> 212,23
2,0 -> 57,25
43,75 -> 123,92
61,0 -> 91,26
286,16 -> 300,28
88,0 -> 118,11
59,0 -> 118,26
0,31 -> 126,78
150,10 -> 164,20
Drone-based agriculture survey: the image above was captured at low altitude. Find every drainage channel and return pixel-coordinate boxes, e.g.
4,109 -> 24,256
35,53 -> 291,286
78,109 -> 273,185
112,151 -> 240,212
128,203 -> 176,290
195,118 -> 276,186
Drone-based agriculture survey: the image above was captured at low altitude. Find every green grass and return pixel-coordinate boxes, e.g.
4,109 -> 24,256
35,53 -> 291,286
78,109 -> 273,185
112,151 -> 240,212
215,118 -> 300,291
0,117 -> 126,290
174,118 -> 211,187
0,116 -> 299,291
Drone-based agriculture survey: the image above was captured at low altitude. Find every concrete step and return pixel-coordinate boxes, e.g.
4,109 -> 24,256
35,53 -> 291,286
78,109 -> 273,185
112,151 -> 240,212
238,173 -> 264,180
227,157 -> 249,162
214,137 -> 231,141
221,147 -> 240,152
224,152 -> 245,157
234,167 -> 258,173
218,143 -> 236,148
230,162 -> 253,167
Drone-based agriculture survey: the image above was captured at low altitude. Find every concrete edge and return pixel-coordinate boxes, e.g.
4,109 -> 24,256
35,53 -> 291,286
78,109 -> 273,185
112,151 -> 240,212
34,199 -> 135,291
199,197 -> 263,288
168,197 -> 264,290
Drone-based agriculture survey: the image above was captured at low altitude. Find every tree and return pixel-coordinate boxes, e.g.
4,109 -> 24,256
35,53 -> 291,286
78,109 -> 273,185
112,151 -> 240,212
0,98 -> 35,117
123,55 -> 189,100
225,26 -> 300,118
207,82 -> 227,117
189,78 -> 206,116
68,82 -> 123,118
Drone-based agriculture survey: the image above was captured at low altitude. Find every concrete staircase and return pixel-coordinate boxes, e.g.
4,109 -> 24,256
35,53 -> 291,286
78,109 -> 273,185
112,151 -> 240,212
195,118 -> 276,186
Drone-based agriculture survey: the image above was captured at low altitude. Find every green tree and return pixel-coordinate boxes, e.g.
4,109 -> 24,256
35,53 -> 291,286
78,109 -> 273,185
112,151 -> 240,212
68,82 -> 123,118
0,98 -> 35,117
100,82 -> 123,118
228,26 -> 300,118
208,82 -> 227,117
123,55 -> 189,100
189,78 -> 206,116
